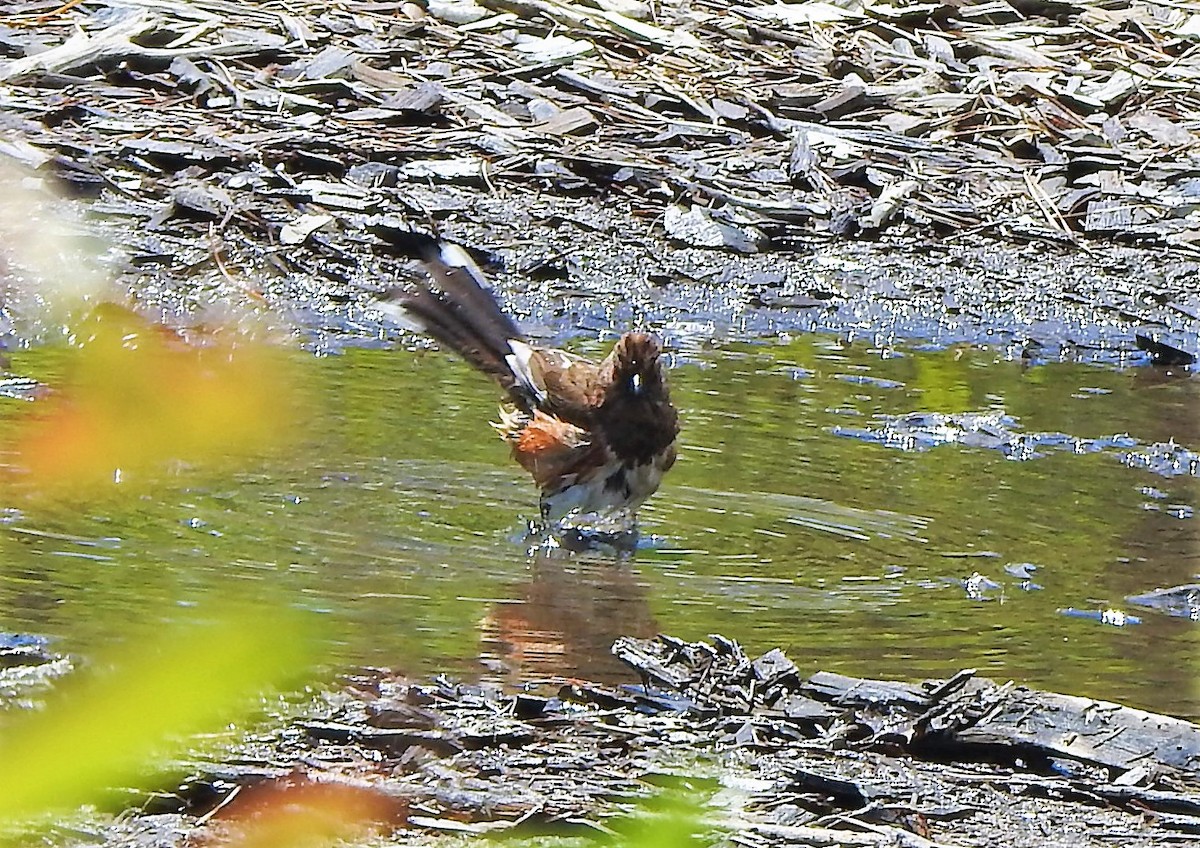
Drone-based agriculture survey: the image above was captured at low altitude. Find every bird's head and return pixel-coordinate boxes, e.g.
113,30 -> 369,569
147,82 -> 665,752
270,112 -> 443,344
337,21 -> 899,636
596,331 -> 679,463
609,332 -> 668,402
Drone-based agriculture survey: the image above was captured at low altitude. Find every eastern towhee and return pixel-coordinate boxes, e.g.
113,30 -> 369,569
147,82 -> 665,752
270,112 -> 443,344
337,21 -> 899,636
376,233 -> 679,526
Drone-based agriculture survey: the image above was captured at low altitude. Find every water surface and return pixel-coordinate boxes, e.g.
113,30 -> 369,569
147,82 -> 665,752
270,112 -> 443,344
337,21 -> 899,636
0,336 -> 1197,715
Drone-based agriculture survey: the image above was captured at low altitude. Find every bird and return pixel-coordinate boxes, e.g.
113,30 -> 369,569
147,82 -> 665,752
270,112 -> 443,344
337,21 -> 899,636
375,232 -> 679,527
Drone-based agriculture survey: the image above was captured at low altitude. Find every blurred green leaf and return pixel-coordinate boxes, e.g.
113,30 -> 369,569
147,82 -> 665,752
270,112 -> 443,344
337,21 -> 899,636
607,778 -> 712,848
0,604 -> 320,823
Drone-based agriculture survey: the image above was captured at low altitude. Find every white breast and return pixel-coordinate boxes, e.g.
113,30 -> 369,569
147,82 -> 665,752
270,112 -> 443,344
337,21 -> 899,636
540,449 -> 672,525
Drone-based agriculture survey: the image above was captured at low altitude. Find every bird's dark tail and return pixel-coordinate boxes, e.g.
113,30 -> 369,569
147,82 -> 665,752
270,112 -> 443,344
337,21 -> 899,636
374,229 -> 536,404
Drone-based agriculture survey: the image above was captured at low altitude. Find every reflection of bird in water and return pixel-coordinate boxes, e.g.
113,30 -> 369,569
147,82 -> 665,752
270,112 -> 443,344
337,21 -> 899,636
376,231 -> 679,529
478,549 -> 658,685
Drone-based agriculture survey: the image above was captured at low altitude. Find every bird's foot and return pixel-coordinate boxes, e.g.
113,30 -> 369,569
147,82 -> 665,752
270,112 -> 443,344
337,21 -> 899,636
524,511 -> 641,554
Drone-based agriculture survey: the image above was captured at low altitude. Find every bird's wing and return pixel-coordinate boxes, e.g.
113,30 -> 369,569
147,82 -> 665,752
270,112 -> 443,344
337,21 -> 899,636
525,347 -> 603,425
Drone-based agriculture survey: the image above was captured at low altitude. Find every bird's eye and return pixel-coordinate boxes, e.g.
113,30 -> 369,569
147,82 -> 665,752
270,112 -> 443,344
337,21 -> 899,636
629,373 -> 643,395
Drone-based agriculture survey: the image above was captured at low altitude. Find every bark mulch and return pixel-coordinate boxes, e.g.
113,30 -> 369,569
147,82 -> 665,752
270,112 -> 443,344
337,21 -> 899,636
100,634 -> 1200,848
4,0 -> 1200,264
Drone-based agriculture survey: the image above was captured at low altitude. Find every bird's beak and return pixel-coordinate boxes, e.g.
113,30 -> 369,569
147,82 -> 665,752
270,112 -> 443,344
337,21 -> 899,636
629,373 -> 643,395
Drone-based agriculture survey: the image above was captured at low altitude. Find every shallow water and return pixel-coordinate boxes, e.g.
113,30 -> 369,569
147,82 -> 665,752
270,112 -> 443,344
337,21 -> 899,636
0,335 -> 1197,716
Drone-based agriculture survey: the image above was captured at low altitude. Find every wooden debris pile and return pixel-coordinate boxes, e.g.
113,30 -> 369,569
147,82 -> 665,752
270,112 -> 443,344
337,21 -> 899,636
614,635 -> 1200,794
128,634 -> 1200,847
614,634 -> 1200,843
3,0 -> 1200,261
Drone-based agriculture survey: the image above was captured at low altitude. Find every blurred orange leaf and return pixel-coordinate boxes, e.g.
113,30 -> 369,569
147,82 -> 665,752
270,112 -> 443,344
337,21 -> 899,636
201,776 -> 407,848
9,303 -> 300,490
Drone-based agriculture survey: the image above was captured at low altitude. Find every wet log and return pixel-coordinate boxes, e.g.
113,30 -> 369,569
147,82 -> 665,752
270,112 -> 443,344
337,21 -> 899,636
613,636 -> 1200,788
927,684 -> 1200,776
